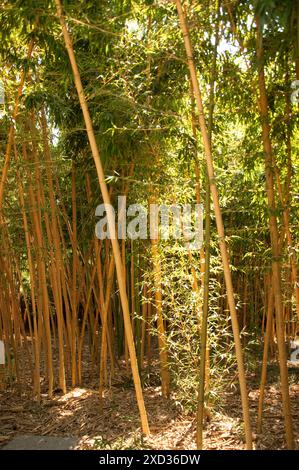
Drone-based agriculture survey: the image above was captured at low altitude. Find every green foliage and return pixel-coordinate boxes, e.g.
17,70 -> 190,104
0,0 -> 298,416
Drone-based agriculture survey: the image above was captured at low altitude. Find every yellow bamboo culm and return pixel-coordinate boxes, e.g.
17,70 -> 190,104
99,256 -> 115,409
257,283 -> 274,433
150,229 -> 170,398
54,0 -> 149,435
175,0 -> 252,450
256,15 -> 294,449
71,162 -> 78,387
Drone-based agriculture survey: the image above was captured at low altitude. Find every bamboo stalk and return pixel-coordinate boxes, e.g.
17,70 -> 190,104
122,238 -> 129,372
257,282 -> 274,433
78,251 -> 98,384
140,283 -> 147,368
196,0 -> 219,448
99,255 -> 115,408
71,162 -> 78,387
149,196 -> 170,399
55,0 -> 149,435
256,15 -> 294,449
176,0 -> 252,449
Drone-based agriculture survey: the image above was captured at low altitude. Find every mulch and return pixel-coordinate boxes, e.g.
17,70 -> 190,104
0,351 -> 298,450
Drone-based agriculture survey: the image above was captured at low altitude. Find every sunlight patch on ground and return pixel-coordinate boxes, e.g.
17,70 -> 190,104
57,388 -> 90,402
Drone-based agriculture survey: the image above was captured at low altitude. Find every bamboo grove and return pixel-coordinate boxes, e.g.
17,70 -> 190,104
0,0 -> 299,450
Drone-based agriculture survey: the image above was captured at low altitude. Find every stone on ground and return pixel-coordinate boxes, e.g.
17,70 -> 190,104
2,435 -> 78,450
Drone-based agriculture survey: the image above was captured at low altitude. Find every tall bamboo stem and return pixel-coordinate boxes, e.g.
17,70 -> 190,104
55,0 -> 149,435
176,0 -> 252,449
256,16 -> 294,449
257,283 -> 274,433
196,0 -> 219,448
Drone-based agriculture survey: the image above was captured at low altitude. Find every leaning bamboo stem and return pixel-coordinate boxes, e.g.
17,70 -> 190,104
55,0 -> 149,435
196,0 -> 219,448
176,0 -> 252,449
196,183 -> 211,449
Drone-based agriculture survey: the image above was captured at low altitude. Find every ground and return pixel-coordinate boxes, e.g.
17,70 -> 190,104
0,352 -> 299,450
